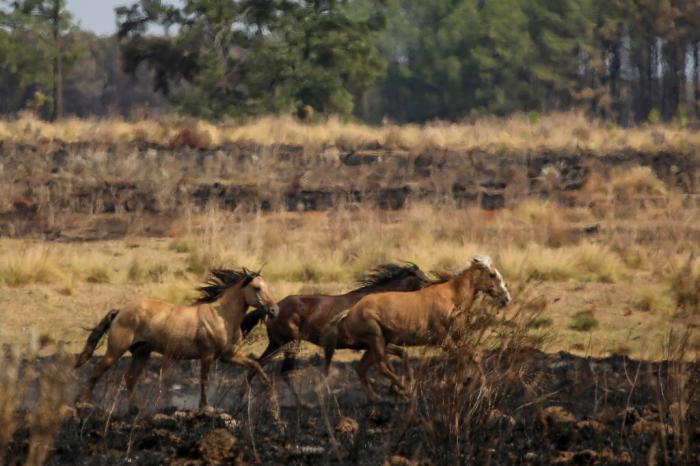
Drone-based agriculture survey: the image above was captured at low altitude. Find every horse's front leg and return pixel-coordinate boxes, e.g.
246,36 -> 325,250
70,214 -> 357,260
224,350 -> 283,421
199,355 -> 215,412
223,351 -> 272,387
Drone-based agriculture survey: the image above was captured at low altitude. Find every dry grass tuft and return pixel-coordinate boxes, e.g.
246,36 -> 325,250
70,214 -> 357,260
0,338 -> 74,465
611,166 -> 668,198
0,246 -> 65,287
2,112 -> 700,153
669,255 -> 700,317
497,242 -> 624,283
407,292 -> 548,463
635,287 -> 674,313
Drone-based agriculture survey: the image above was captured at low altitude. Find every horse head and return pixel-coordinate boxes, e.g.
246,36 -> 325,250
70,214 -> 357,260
469,255 -> 511,307
242,270 -> 279,318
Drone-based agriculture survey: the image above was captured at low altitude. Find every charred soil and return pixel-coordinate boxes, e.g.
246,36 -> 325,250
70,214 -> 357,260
5,350 -> 699,465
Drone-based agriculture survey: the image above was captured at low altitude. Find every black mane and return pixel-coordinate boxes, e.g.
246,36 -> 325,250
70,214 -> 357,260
352,262 -> 425,292
194,268 -> 259,304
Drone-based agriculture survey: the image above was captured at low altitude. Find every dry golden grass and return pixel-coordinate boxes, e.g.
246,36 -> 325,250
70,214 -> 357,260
0,196 -> 697,360
1,111 -> 699,153
0,338 -> 74,466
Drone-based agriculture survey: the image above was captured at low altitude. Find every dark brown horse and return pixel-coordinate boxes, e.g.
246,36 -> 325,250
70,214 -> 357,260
75,268 -> 279,411
240,263 -> 431,395
321,256 -> 511,401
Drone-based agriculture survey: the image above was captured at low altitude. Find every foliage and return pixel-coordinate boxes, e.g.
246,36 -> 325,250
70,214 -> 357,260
116,0 -> 387,118
0,0 -> 84,116
2,0 -> 700,123
370,0 -> 700,123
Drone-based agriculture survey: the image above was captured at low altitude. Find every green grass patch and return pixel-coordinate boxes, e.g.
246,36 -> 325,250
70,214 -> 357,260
527,316 -> 553,329
569,310 -> 599,332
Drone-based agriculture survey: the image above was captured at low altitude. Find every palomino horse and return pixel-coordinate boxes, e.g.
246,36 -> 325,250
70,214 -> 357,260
240,263 -> 432,399
321,256 -> 511,401
75,268 -> 279,411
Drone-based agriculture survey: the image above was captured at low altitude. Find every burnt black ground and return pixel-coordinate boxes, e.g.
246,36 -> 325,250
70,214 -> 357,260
5,350 -> 700,465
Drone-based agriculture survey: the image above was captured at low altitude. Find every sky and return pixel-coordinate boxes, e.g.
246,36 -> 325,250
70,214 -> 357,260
66,0 -> 127,36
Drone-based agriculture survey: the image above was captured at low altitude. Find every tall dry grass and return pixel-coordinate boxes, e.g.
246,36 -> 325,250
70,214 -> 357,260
398,290 -> 549,464
1,186 -> 698,358
0,196 -> 691,295
1,112 -> 699,153
0,337 -> 75,466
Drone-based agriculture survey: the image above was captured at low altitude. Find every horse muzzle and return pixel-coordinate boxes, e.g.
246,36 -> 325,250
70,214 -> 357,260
264,304 -> 280,318
495,294 -> 511,308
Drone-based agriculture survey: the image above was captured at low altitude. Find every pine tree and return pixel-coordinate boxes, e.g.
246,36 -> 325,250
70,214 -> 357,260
117,0 -> 386,119
0,0 -> 81,117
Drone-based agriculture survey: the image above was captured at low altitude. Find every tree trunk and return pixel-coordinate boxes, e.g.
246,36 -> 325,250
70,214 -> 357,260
694,41 -> 699,118
610,43 -> 621,121
647,40 -> 654,120
51,0 -> 63,121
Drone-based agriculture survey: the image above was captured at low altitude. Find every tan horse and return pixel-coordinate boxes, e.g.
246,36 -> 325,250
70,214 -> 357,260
74,268 -> 279,411
321,256 -> 511,401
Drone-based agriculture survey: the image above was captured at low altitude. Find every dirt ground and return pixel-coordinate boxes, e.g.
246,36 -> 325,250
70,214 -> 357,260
5,349 -> 699,465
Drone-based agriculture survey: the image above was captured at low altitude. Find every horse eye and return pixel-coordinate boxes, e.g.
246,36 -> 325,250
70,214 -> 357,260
252,286 -> 261,292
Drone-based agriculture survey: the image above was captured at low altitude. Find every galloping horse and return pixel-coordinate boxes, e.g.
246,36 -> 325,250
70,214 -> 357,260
321,256 -> 511,401
75,268 -> 279,411
240,263 -> 431,395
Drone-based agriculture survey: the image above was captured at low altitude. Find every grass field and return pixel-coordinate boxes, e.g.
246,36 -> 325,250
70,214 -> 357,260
1,191 -> 698,361
2,116 -> 700,465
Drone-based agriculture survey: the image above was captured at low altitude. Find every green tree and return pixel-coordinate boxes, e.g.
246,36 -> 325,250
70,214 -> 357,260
117,0 -> 386,119
0,0 -> 82,118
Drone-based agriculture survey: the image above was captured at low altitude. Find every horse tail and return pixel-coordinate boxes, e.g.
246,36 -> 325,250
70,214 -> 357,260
320,309 -> 351,376
240,308 -> 266,337
75,309 -> 119,368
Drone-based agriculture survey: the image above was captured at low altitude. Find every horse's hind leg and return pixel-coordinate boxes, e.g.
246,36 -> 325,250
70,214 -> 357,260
76,329 -> 131,405
280,344 -> 305,408
371,339 -> 405,395
356,350 -> 379,402
125,346 -> 151,413
387,343 -> 412,386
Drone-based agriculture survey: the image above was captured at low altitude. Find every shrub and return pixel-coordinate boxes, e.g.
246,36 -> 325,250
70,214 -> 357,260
635,288 -> 673,313
569,310 -> 598,332
527,316 -> 553,329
